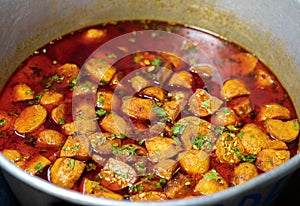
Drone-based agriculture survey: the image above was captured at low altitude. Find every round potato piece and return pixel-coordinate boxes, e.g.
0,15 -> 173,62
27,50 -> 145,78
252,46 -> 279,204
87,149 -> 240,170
178,149 -> 210,175
40,90 -> 63,106
50,157 -> 86,189
232,162 -> 258,186
12,83 -> 34,102
221,79 -> 250,100
194,169 -> 229,195
56,63 -> 80,87
216,132 -> 244,164
256,149 -> 290,172
239,124 -> 269,155
37,129 -> 66,147
14,104 -> 47,134
100,158 -> 138,191
51,103 -> 67,125
1,149 -> 25,168
258,103 -> 291,121
211,107 -> 238,126
255,69 -> 275,89
188,89 -> 223,117
264,119 -> 300,142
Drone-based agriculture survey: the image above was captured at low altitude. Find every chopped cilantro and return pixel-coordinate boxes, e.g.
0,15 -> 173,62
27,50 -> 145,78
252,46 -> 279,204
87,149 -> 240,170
0,118 -> 8,127
203,169 -> 220,181
171,123 -> 187,136
68,159 -> 75,170
201,99 -> 211,108
34,162 -> 43,172
234,148 -> 256,163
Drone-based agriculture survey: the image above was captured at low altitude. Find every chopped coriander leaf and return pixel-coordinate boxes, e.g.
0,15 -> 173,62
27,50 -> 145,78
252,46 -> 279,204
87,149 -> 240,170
152,104 -> 168,117
227,125 -> 239,131
24,136 -> 36,146
73,145 -> 80,150
203,169 -> 220,181
293,120 -> 299,131
234,148 -> 256,163
116,133 -> 126,139
34,162 -> 43,172
81,82 -> 92,92
171,123 -> 187,136
201,99 -> 211,108
106,53 -> 117,59
222,108 -> 233,115
114,170 -> 130,179
96,109 -> 106,117
97,94 -> 104,107
70,76 -> 78,88
58,117 -> 66,125
237,131 -> 244,138
130,184 -> 145,192
68,159 -> 75,170
0,118 -> 8,127
112,144 -> 138,156
25,90 -> 34,95
51,74 -> 64,82
151,57 -> 162,67
95,173 -> 103,181
138,138 -> 146,145
192,134 -> 213,151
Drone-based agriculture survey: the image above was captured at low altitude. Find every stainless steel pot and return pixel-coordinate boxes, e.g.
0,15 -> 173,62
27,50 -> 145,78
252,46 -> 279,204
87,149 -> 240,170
0,0 -> 299,205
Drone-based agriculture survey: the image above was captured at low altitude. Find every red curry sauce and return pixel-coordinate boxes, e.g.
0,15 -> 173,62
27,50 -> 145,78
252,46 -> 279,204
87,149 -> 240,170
0,20 -> 299,201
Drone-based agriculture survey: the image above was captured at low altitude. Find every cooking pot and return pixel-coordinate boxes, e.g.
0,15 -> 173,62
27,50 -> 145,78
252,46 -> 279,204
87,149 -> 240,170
0,0 -> 299,205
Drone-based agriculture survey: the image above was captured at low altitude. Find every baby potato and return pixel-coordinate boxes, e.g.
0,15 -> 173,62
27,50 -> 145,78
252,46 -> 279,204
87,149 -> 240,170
211,107 -> 238,126
232,162 -> 258,186
168,71 -> 193,88
40,90 -> 63,106
25,154 -> 51,175
50,157 -> 86,189
258,103 -> 291,121
1,149 -> 25,168
256,149 -> 290,172
194,169 -> 229,195
178,149 -> 210,175
14,104 -> 47,134
37,129 -> 66,147
188,89 -> 223,117
216,132 -> 244,164
239,123 -> 269,155
221,79 -> 250,100
264,119 -> 300,142
56,63 -> 80,88
12,83 -> 35,102
51,103 -> 67,125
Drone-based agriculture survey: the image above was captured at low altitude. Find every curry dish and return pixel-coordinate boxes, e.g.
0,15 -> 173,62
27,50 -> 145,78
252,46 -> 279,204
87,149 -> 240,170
0,20 -> 299,201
